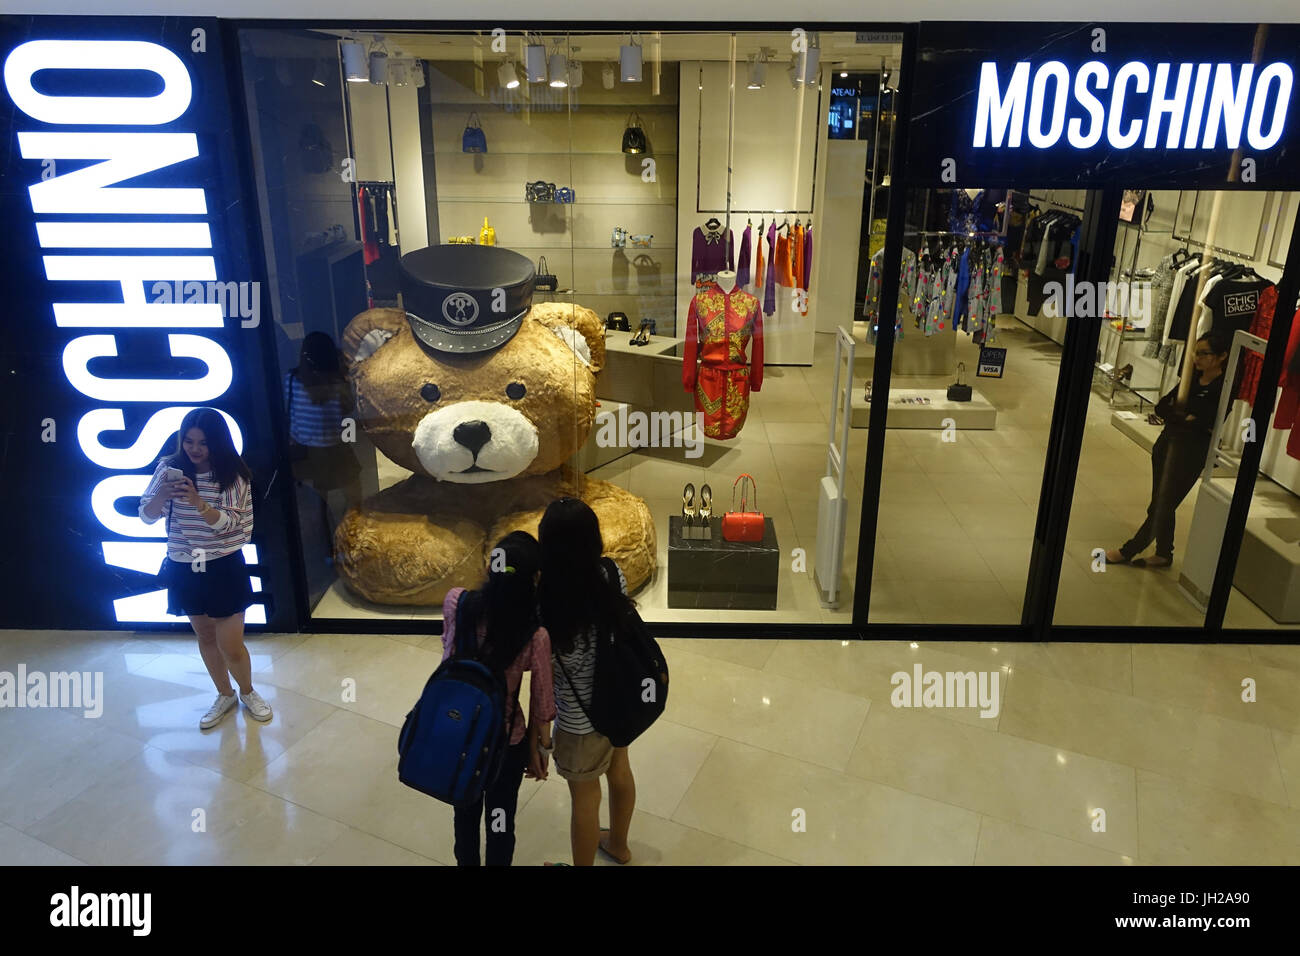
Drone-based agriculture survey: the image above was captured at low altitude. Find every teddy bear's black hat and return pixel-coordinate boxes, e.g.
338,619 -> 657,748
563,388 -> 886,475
400,245 -> 536,354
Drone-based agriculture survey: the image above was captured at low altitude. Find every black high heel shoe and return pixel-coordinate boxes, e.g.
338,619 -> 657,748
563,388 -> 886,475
682,482 -> 697,533
698,484 -> 712,538
630,320 -> 651,346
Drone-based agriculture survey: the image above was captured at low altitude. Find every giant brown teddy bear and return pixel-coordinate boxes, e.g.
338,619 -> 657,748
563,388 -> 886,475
333,301 -> 656,606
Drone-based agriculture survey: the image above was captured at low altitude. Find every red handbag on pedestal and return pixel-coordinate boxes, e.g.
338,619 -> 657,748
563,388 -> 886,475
721,473 -> 765,543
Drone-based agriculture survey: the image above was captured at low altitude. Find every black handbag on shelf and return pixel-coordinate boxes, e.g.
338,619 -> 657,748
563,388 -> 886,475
947,362 -> 973,402
605,311 -> 630,331
525,180 -> 556,203
534,256 -> 558,291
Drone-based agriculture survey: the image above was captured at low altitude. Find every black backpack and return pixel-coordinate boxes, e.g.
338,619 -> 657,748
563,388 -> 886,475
556,558 -> 669,748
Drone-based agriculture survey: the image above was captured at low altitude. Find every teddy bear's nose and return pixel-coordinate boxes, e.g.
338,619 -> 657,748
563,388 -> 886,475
453,420 -> 492,457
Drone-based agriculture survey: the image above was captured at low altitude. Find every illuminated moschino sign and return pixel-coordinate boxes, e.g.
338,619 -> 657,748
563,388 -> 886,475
974,60 -> 1293,150
3,38 -> 263,624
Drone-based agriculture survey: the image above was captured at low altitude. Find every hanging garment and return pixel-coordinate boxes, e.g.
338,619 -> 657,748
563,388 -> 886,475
1166,260 -> 1208,343
763,222 -> 777,316
737,225 -> 752,290
1238,285 -> 1279,405
803,227 -> 813,292
752,222 -> 765,297
691,226 -> 734,284
775,231 -> 795,289
863,248 -> 918,338
792,223 -> 805,296
1143,255 -> 1179,356
1204,277 -> 1273,334
1270,304 -> 1300,462
682,282 -> 763,440
358,186 -> 380,265
373,186 -> 391,247
953,248 -> 973,332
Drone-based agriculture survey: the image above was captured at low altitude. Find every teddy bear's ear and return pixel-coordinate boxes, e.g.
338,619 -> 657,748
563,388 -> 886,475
527,302 -> 606,373
340,308 -> 407,368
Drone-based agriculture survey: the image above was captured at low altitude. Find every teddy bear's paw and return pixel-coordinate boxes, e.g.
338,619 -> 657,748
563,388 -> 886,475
580,479 -> 658,594
334,506 -> 487,607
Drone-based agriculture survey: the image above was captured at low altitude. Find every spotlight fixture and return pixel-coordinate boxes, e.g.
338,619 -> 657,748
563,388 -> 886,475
525,41 -> 547,83
412,60 -> 426,88
568,59 -> 584,88
793,39 -> 820,85
388,57 -> 410,87
601,62 -> 616,89
341,39 -> 368,82
498,59 -> 520,89
747,48 -> 771,90
840,70 -> 849,78
620,33 -> 643,83
368,38 -> 389,85
549,47 -> 569,88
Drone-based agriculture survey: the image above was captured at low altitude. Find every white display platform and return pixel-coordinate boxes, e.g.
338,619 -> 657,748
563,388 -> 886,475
1109,410 -> 1163,453
851,387 -> 997,429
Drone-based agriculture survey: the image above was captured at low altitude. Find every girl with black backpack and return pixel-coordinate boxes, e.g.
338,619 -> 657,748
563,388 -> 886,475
535,498 -> 638,866
441,531 -> 555,866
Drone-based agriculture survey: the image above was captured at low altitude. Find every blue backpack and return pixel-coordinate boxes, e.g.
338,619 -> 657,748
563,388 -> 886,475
397,595 -> 512,806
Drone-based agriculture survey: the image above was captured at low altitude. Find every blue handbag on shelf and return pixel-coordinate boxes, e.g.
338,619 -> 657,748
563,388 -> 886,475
462,113 -> 487,153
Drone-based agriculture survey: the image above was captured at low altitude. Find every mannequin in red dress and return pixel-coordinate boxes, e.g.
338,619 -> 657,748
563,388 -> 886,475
682,270 -> 763,440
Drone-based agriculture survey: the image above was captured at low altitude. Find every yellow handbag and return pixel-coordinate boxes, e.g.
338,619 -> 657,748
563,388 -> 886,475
479,217 -> 496,246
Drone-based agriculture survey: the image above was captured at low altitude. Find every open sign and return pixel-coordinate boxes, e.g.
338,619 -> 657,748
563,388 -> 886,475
977,347 -> 1007,378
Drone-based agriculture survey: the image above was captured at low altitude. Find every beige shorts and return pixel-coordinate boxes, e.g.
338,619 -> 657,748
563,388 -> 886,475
553,728 -> 614,781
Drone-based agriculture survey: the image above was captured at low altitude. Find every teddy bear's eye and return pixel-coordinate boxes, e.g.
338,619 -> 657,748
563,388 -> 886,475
420,383 -> 441,402
506,382 -> 526,400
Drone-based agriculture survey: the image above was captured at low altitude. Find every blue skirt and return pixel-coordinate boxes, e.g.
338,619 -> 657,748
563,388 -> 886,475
159,549 -> 256,619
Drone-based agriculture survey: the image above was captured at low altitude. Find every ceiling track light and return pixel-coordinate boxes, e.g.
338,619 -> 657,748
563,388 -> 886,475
793,37 -> 820,85
620,32 -> 643,83
747,48 -> 771,90
568,59 -> 584,89
341,38 -> 368,83
368,36 -> 388,85
525,37 -> 547,84
548,45 -> 569,88
498,59 -> 520,89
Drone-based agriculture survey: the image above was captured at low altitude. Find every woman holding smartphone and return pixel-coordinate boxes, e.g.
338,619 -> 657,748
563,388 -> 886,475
139,407 -> 270,729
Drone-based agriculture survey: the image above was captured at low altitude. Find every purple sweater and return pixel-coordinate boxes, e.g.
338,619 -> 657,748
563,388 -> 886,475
691,226 -> 734,283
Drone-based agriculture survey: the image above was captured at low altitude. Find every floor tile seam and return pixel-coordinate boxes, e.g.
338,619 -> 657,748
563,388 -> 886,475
990,721 -> 1296,811
15,733 -> 155,838
0,820 -> 95,866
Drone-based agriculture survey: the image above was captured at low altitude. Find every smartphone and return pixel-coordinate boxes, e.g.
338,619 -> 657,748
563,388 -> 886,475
163,467 -> 184,482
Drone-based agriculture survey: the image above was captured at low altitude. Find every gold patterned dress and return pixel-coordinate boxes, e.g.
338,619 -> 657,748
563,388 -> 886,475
682,282 -> 763,440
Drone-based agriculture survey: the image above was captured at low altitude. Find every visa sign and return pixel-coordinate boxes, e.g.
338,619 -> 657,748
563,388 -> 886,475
973,60 -> 1292,150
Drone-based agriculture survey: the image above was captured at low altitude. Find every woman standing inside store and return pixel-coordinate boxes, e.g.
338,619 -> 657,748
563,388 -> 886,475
441,531 -> 555,866
284,332 -> 363,525
139,408 -> 270,729
535,498 -> 637,866
1105,330 -> 1233,570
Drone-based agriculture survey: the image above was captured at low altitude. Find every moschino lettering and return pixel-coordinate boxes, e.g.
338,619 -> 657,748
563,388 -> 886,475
974,60 -> 1293,150
3,39 -> 245,622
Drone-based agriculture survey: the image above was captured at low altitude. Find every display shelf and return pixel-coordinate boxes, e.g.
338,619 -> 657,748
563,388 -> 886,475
434,196 -> 676,206
438,150 -> 679,157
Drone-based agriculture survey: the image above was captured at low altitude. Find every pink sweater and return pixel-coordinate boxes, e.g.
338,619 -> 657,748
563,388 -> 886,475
441,588 -> 556,745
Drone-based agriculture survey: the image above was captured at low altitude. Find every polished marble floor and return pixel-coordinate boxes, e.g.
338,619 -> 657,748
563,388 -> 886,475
4,627 -> 1300,865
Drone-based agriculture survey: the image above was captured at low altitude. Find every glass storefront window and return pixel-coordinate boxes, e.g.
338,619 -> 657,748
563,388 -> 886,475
238,28 -> 902,628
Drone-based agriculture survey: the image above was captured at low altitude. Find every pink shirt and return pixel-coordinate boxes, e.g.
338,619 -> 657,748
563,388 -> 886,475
441,588 -> 555,745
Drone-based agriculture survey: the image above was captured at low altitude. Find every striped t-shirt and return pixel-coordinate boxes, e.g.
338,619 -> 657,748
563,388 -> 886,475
284,372 -> 349,447
138,462 -> 253,562
552,561 -> 627,736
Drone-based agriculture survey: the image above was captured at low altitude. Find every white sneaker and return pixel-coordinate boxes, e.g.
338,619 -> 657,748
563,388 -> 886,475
240,689 -> 273,722
200,693 -> 237,730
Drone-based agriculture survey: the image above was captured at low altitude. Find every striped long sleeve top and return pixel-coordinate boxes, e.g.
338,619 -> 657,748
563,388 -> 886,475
138,462 -> 253,562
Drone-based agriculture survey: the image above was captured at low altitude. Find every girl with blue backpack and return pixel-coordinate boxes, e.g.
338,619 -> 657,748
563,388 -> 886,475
440,531 -> 555,866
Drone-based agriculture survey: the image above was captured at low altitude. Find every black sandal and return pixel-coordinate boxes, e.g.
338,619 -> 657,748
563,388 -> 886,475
1131,555 -> 1172,569
1104,550 -> 1132,565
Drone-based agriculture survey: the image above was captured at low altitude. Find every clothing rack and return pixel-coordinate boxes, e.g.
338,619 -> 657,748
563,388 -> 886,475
1028,193 -> 1085,214
1177,238 -> 1257,262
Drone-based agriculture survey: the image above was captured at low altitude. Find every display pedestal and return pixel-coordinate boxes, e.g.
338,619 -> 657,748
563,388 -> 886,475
851,388 -> 997,429
667,515 -> 778,610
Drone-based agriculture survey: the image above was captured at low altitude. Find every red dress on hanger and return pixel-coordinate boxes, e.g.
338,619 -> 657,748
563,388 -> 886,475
682,281 -> 763,440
